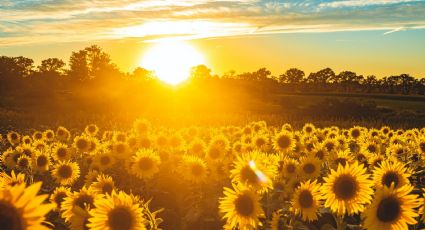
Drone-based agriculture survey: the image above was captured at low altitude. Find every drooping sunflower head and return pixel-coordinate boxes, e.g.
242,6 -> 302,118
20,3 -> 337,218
219,185 -> 264,230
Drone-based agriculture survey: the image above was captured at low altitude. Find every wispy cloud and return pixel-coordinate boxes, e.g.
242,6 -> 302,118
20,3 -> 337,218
0,0 -> 425,46
383,27 -> 406,35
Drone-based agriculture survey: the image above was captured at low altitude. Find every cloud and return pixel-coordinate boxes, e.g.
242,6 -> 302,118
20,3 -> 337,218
383,27 -> 406,35
0,0 -> 425,46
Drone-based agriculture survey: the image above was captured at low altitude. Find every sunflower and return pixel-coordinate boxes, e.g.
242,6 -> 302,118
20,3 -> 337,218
302,123 -> 316,135
21,135 -> 32,145
0,171 -> 26,188
52,143 -> 71,161
112,141 -> 130,159
85,124 -> 100,136
386,144 -> 408,158
298,156 -> 322,180
206,142 -> 226,162
322,138 -> 338,153
18,144 -> 35,158
368,154 -> 385,169
131,149 -> 161,180
187,138 -> 206,156
50,186 -> 71,211
33,131 -> 43,141
32,151 -> 51,173
88,190 -> 146,230
363,184 -> 420,230
349,126 -> 363,139
361,141 -> 381,155
52,161 -> 81,185
291,180 -> 322,222
269,210 -> 285,230
61,186 -> 98,223
43,129 -> 55,142
273,131 -> 295,153
168,134 -> 183,149
178,154 -> 208,183
322,162 -> 373,216
94,152 -> 115,171
91,174 -> 116,195
74,135 -> 91,153
56,126 -> 71,142
0,182 -> 54,230
219,185 -> 264,230
16,155 -> 31,170
280,157 -> 298,179
133,118 -> 150,136
6,131 -> 20,146
372,160 -> 411,189
230,151 -> 277,193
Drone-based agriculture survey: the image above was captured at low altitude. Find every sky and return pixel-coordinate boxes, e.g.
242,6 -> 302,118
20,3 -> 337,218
1,0 -> 425,78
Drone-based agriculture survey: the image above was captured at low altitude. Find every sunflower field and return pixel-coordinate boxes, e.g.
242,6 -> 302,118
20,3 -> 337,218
1,119 -> 425,230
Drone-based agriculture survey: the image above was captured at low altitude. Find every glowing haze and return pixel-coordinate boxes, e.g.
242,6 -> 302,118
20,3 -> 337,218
1,0 -> 425,78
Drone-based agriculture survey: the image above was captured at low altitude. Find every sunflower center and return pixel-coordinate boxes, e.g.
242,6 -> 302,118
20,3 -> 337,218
333,175 -> 357,200
286,164 -> 296,174
102,183 -> 113,194
0,200 -> 24,230
75,194 -> 94,210
108,206 -> 133,230
303,163 -> 316,174
209,147 -> 221,159
325,142 -> 335,152
367,145 -> 376,153
22,149 -> 32,157
100,156 -> 111,165
37,156 -> 48,167
240,166 -> 259,185
277,135 -> 291,149
382,171 -> 399,188
255,138 -> 266,147
18,158 -> 29,168
138,157 -> 153,171
115,144 -> 126,154
58,165 -> 73,178
76,139 -> 89,150
234,194 -> 254,217
377,196 -> 401,222
298,190 -> 314,208
57,148 -> 67,158
191,164 -> 204,176
54,192 -> 67,208
351,129 -> 360,138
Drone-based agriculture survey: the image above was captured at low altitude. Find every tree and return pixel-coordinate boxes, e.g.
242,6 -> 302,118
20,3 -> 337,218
67,45 -> 116,82
190,65 -> 212,79
132,67 -> 155,81
279,68 -> 305,84
253,68 -> 271,81
38,58 -> 65,76
363,75 -> 379,93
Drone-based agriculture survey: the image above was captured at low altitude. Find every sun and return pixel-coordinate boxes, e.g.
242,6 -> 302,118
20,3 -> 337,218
140,41 -> 205,85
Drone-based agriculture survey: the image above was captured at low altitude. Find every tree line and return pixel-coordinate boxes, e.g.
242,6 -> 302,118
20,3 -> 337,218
1,45 -> 424,95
